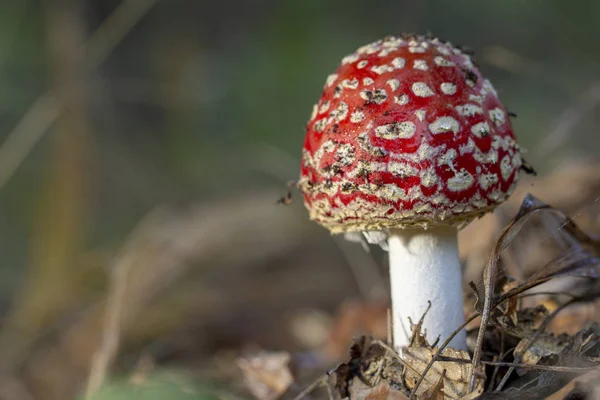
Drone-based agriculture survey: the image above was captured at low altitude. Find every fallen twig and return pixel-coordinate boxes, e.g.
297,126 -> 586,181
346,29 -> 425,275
438,356 -> 596,373
291,376 -> 327,400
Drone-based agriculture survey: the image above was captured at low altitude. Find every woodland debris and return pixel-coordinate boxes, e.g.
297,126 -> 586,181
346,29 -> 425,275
327,335 -> 484,400
237,351 -> 293,400
289,193 -> 599,399
514,334 -> 568,368
402,346 -> 484,399
545,367 -> 600,400
348,379 -> 408,400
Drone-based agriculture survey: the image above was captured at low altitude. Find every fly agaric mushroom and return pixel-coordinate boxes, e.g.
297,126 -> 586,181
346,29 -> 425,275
298,35 -> 521,351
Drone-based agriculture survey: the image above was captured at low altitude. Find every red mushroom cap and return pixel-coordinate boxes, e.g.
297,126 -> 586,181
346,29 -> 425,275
299,35 -> 521,233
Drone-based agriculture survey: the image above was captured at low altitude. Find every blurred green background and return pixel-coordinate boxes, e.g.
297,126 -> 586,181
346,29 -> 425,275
0,1 -> 598,399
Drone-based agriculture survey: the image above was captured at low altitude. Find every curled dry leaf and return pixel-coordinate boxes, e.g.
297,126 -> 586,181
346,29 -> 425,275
408,302 -> 434,348
501,280 -> 521,327
402,347 -> 484,399
493,305 -> 549,338
329,336 -> 400,398
514,333 -> 568,367
348,378 -> 408,400
510,333 -> 570,378
237,351 -> 293,400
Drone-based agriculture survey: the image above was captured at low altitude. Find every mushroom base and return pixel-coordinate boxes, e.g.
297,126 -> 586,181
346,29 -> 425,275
389,225 -> 467,351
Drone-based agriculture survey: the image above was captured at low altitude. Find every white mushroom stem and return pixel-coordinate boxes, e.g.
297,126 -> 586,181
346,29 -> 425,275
388,225 -> 467,351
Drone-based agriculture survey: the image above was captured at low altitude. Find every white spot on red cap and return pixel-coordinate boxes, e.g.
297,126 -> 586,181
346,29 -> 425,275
363,77 -> 374,86
310,104 -> 318,120
341,78 -> 359,89
371,64 -> 391,74
386,79 -> 400,91
357,60 -> 369,69
415,109 -> 426,121
313,119 -> 326,132
357,42 -> 379,54
474,147 -> 498,164
489,189 -> 503,202
375,121 -> 416,139
350,110 -> 365,123
360,89 -> 388,104
429,116 -> 460,135
389,162 -> 418,177
438,148 -> 457,167
500,155 -> 514,180
462,56 -> 475,70
411,82 -> 435,97
471,122 -> 491,138
437,46 -> 451,56
382,36 -> 404,47
478,173 -> 499,190
394,94 -> 409,105
336,143 -> 356,165
459,138 -> 476,155
420,167 -> 439,188
409,45 -> 426,53
489,108 -> 506,126
456,104 -> 483,117
512,152 -> 522,169
416,138 -> 440,160
391,57 -> 406,69
469,94 -> 483,103
434,56 -> 455,66
440,82 -> 457,95
325,74 -> 338,88
329,102 -> 349,122
378,48 -> 393,57
447,169 -> 475,192
342,54 -> 359,65
413,59 -> 428,71
482,79 -> 498,97
318,101 -> 330,114
379,184 -> 406,201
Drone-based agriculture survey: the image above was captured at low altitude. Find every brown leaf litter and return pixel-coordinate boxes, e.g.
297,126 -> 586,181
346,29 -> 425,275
271,193 -> 600,400
238,351 -> 294,400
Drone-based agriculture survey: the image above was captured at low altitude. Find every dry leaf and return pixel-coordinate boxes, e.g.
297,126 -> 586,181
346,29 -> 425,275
348,378 -> 408,400
502,280 -> 521,327
545,367 -> 600,400
515,333 -> 568,367
494,305 -> 549,340
402,347 -> 484,399
420,373 -> 444,400
408,304 -> 433,348
237,351 -> 293,400
330,336 -> 377,397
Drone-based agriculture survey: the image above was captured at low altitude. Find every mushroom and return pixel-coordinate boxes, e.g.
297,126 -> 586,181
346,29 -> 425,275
298,35 -> 521,351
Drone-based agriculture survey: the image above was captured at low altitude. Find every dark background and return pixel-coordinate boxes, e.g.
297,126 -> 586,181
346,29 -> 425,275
0,1 -> 598,399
